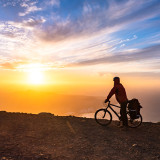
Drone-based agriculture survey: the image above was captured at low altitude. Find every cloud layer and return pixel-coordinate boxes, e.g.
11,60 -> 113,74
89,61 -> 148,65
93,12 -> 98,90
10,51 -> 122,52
70,44 -> 160,66
0,0 -> 160,74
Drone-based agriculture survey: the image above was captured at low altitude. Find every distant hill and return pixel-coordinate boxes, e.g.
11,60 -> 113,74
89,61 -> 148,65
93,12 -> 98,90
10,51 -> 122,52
0,111 -> 159,160
0,89 -> 160,122
0,90 -> 105,115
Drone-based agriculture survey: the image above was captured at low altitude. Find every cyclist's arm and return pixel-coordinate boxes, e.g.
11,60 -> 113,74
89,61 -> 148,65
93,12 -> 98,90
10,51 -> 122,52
106,87 -> 116,101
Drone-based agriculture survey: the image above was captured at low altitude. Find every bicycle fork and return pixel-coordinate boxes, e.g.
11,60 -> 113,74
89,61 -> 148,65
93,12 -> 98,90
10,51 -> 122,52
103,109 -> 108,118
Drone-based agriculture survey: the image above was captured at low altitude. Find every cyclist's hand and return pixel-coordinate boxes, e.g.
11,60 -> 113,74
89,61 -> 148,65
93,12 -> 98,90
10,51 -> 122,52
104,99 -> 108,103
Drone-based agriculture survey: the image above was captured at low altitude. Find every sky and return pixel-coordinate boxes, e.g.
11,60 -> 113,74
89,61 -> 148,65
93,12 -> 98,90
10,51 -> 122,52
0,0 -> 160,121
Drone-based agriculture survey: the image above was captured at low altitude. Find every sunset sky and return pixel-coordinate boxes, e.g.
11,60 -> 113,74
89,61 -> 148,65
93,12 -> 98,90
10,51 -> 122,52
0,0 -> 160,121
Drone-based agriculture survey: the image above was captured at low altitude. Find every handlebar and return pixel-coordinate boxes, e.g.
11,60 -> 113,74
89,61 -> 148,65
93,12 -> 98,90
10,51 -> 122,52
103,100 -> 110,105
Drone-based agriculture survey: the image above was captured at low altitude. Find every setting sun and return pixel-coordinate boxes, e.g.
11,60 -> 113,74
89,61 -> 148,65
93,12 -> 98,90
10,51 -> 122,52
28,71 -> 44,85
19,63 -> 46,85
15,63 -> 47,85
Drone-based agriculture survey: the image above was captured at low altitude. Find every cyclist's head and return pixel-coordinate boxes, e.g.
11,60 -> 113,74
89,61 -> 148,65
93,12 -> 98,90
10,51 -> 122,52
113,77 -> 120,84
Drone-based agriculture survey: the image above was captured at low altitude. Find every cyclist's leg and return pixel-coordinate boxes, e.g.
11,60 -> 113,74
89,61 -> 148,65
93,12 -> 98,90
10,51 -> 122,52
120,102 -> 128,126
120,108 -> 122,121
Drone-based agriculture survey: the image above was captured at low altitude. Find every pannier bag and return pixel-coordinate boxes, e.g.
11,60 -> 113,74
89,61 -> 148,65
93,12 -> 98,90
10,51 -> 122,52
128,99 -> 142,119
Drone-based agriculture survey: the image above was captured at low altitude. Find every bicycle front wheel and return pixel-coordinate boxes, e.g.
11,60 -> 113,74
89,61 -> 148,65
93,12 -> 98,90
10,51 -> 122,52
95,109 -> 112,126
127,113 -> 142,128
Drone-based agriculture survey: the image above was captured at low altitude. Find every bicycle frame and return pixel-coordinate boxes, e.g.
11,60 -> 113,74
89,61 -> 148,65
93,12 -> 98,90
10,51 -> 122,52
95,101 -> 142,128
105,101 -> 121,119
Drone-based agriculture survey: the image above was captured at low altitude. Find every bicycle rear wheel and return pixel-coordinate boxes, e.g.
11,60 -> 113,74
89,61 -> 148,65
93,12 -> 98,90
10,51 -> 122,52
127,113 -> 142,128
95,109 -> 112,126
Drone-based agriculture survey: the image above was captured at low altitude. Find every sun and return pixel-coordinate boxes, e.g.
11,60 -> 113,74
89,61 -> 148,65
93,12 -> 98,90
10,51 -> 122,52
28,70 -> 44,85
17,63 -> 47,85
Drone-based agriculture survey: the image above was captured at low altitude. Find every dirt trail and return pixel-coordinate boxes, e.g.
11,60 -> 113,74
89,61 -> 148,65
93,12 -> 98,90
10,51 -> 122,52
0,111 -> 159,160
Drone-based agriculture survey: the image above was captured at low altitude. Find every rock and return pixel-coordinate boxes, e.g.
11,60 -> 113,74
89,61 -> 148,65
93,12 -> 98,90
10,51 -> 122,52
1,157 -> 8,160
132,144 -> 138,147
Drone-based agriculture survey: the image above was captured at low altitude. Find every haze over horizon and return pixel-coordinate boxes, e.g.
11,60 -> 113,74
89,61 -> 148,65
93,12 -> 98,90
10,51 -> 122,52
0,0 -> 160,122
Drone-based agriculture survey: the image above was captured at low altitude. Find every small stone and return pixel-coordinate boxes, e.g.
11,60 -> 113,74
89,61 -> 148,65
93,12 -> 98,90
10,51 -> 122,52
1,157 -> 8,160
39,153 -> 44,156
132,144 -> 137,147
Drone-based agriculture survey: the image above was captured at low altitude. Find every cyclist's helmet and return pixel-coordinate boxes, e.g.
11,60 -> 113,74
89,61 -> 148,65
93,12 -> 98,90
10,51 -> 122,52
113,77 -> 120,81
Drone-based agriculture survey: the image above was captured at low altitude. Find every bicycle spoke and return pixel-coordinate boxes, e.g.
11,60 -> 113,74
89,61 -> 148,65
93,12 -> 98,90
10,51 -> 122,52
127,113 -> 142,128
95,109 -> 112,126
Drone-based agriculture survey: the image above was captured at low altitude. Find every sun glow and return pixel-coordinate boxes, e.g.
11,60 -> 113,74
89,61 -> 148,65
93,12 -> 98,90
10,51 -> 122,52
28,70 -> 44,84
17,63 -> 46,85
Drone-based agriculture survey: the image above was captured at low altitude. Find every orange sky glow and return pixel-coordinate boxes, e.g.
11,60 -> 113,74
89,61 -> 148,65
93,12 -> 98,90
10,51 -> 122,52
0,0 -> 160,122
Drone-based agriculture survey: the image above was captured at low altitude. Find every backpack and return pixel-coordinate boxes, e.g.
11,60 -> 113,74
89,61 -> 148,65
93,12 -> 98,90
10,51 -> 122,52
128,99 -> 142,119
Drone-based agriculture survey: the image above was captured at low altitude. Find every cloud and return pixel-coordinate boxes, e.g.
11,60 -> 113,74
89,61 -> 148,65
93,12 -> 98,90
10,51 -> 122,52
45,0 -> 60,7
19,1 -> 42,16
119,35 -> 137,44
1,0 -> 21,7
36,16 -> 73,42
22,17 -> 46,27
0,57 -> 25,69
36,0 -> 160,42
68,44 -> 160,66
0,62 -> 17,69
0,52 -> 64,70
120,44 -> 125,48
0,21 -> 25,39
0,61 -> 64,71
0,16 -> 46,40
18,0 -> 60,17
98,71 -> 160,78
0,0 -> 160,74
83,2 -> 92,14
0,31 -> 17,38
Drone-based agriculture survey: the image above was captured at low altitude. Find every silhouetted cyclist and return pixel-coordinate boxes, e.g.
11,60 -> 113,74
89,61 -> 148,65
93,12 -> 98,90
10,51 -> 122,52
105,77 -> 128,127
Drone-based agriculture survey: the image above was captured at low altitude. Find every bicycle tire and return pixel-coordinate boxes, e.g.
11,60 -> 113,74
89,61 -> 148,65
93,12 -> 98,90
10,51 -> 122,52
95,109 -> 112,126
127,113 -> 142,128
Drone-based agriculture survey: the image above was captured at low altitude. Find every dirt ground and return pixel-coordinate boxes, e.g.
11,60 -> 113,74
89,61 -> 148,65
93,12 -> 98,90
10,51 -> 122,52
0,111 -> 159,160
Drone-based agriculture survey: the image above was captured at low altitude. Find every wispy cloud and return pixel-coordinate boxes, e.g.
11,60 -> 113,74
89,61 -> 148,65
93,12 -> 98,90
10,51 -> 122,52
22,17 -> 46,27
119,35 -> 137,44
68,44 -> 160,66
45,0 -> 60,7
19,1 -> 42,16
36,0 -> 160,42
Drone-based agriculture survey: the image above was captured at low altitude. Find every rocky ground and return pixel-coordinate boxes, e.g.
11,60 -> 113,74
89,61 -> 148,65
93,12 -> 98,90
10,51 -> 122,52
0,111 -> 159,160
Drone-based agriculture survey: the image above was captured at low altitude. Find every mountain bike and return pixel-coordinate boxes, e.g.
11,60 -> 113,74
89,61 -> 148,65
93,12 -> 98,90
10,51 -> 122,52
95,101 -> 142,128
